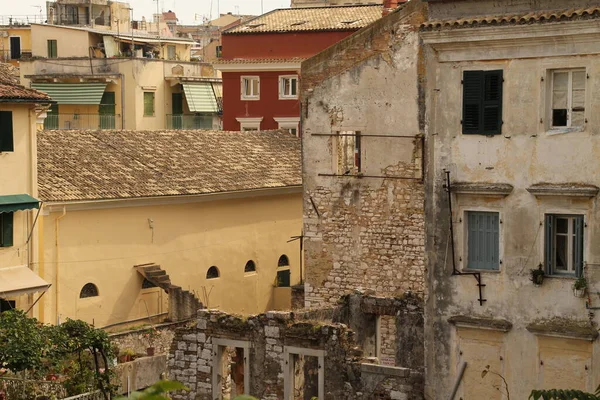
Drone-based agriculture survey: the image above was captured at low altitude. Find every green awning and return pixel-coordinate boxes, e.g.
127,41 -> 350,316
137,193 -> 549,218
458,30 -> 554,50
182,83 -> 218,113
31,83 -> 108,105
0,194 -> 40,214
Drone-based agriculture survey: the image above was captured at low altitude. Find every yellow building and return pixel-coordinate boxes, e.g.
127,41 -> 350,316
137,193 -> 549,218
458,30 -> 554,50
0,64 -> 53,314
0,25 -> 33,67
36,129 -> 302,328
18,23 -> 222,132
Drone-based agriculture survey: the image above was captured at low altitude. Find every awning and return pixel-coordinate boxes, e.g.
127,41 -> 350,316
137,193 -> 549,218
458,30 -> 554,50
0,266 -> 51,297
115,36 -> 194,46
30,83 -> 108,105
182,82 -> 219,113
0,194 -> 40,214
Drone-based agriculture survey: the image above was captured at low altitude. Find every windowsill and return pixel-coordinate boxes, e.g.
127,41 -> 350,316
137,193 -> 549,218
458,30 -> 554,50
143,115 -> 155,118
279,96 -> 299,100
546,127 -> 584,136
241,97 -> 260,101
462,268 -> 501,274
545,274 -> 577,280
244,272 -> 257,277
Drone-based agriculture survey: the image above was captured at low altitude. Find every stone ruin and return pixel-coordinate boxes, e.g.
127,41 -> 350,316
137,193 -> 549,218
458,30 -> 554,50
167,292 -> 424,400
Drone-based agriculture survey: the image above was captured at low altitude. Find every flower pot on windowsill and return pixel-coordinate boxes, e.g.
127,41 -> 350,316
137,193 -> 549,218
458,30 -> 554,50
573,287 -> 586,298
146,347 -> 155,357
530,267 -> 545,287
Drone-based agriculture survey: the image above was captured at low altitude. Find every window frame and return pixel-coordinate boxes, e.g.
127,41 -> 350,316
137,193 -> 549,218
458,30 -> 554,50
548,68 -> 586,132
206,266 -> 220,280
240,76 -> 260,100
236,117 -> 262,131
544,213 -> 584,277
0,212 -> 13,248
79,283 -> 99,298
461,69 -> 503,135
143,91 -> 155,117
463,210 -> 501,271
47,39 -> 58,58
166,45 -> 176,61
274,117 -> 300,137
279,75 -> 298,100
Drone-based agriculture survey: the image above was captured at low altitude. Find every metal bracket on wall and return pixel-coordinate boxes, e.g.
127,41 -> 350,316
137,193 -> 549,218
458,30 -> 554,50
445,170 -> 487,306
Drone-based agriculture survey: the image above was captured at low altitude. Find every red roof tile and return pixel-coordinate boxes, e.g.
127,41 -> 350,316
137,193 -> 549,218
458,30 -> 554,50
0,63 -> 52,103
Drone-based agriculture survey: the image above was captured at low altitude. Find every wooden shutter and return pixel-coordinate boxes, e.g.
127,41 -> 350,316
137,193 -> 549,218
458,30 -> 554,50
574,216 -> 584,277
482,70 -> 503,135
462,71 -> 484,134
467,211 -> 499,270
1,213 -> 13,247
544,215 -> 553,273
0,111 -> 13,152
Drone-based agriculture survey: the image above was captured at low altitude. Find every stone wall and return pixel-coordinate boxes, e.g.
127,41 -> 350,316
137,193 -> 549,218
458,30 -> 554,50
167,294 -> 424,399
109,320 -> 193,357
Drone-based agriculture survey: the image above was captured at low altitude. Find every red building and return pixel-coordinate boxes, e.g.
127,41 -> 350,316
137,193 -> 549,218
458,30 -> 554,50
215,5 -> 384,134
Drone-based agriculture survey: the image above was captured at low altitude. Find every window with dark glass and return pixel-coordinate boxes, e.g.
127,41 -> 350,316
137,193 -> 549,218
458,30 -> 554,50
206,266 -> 219,279
462,70 -> 503,135
244,260 -> 256,273
0,212 -> 13,248
79,283 -> 99,298
0,111 -> 14,152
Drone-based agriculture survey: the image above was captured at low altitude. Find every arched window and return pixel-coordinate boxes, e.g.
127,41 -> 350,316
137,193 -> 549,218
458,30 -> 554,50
142,278 -> 157,289
206,266 -> 220,279
278,255 -> 289,268
79,283 -> 99,298
244,260 -> 256,273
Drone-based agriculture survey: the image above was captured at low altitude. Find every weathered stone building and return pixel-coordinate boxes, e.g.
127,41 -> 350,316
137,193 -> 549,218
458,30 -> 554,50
301,1 -> 427,315
422,0 -> 600,398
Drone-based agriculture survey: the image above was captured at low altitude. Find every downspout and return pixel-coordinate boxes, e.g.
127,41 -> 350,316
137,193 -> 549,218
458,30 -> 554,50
54,206 -> 66,325
120,73 -> 125,129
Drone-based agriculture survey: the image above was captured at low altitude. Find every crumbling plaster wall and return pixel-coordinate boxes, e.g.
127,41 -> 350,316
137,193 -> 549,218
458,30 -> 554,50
167,303 -> 424,400
301,1 -> 427,310
422,12 -> 600,400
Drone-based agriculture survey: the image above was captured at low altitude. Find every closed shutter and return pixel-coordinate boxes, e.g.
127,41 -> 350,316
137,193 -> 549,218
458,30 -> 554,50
483,70 -> 503,135
0,111 -> 13,152
47,40 -> 57,58
462,70 -> 503,135
544,215 -> 553,273
574,216 -> 584,277
462,71 -> 484,134
467,211 -> 499,270
1,212 -> 13,247
143,92 -> 154,116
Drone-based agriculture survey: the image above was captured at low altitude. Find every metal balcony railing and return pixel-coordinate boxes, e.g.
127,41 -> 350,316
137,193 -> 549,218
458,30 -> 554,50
0,15 -> 45,25
44,114 -> 121,130
166,114 -> 213,130
0,49 -> 32,62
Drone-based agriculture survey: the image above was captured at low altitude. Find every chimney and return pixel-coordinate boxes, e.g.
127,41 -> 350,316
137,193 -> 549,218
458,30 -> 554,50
382,0 -> 404,16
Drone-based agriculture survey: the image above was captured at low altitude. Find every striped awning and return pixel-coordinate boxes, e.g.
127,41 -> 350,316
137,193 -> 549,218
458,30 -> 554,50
31,83 -> 108,105
182,83 -> 218,113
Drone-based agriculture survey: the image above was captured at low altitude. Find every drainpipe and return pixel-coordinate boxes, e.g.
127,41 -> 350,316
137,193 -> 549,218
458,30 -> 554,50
120,73 -> 125,129
54,206 -> 66,325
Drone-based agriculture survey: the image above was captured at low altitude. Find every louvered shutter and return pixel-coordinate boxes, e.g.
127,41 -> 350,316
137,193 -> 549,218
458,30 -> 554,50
467,211 -> 499,270
482,70 -> 503,135
1,212 -> 13,247
574,216 -> 584,277
462,71 -> 484,134
544,215 -> 553,273
0,111 -> 13,152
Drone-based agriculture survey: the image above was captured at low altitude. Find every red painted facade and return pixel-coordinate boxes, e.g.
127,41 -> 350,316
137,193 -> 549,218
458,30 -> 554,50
220,31 -> 358,132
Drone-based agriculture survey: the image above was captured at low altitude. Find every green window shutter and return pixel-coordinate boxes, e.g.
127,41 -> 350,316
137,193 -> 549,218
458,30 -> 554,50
467,211 -> 499,270
47,40 -> 57,58
482,70 -> 503,135
1,212 -> 13,247
0,111 -> 14,152
462,71 -> 484,134
144,92 -> 155,116
544,215 -> 553,274
574,216 -> 584,277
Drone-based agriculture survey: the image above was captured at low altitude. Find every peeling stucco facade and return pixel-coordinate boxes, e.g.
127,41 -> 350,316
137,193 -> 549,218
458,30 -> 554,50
301,1 -> 427,312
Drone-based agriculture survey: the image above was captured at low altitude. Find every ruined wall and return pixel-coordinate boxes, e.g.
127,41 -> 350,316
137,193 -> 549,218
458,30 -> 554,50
109,320 -> 192,357
167,307 -> 424,400
301,1 -> 428,309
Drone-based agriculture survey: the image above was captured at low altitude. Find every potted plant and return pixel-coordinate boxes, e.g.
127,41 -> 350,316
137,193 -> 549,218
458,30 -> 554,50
573,276 -> 587,298
118,348 -> 135,363
143,327 -> 159,356
530,266 -> 545,286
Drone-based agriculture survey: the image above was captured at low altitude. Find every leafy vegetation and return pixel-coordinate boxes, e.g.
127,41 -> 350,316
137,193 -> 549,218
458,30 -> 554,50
529,386 -> 600,400
116,380 -> 189,400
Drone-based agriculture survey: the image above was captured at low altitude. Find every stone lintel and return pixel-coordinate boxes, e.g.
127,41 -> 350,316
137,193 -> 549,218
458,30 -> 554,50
451,182 -> 514,197
360,363 -> 411,378
526,320 -> 599,341
527,183 -> 599,198
448,315 -> 513,332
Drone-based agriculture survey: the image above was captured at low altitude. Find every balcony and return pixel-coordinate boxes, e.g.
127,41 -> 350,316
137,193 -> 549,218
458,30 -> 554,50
166,114 -> 213,130
44,114 -> 122,130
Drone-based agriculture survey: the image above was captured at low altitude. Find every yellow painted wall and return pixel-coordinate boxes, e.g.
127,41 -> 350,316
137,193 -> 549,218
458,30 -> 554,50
0,27 -> 32,65
0,103 -> 42,313
38,191 -> 302,327
31,24 -> 91,58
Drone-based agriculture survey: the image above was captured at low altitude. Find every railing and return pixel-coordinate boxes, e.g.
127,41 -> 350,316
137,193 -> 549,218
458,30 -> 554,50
0,15 -> 44,25
61,390 -> 105,400
166,114 -> 214,130
44,114 -> 122,130
0,376 -> 68,400
0,49 -> 32,62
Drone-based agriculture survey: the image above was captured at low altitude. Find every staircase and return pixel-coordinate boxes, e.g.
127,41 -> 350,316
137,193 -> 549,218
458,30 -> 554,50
135,263 -> 204,322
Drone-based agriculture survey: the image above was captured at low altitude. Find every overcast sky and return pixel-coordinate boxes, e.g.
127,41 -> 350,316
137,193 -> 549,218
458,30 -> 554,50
11,0 -> 290,25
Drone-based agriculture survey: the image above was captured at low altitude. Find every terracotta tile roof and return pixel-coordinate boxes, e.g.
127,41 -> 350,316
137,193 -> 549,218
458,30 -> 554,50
421,7 -> 600,30
0,63 -> 52,102
225,4 -> 383,34
214,57 -> 306,65
38,129 -> 302,202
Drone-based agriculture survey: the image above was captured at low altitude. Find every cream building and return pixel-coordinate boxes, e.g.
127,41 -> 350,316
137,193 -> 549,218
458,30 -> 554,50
36,129 -> 302,328
0,64 -> 53,315
17,23 -> 222,132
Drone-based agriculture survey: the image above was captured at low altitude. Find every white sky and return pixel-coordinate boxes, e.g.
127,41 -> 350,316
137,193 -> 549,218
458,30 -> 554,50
8,0 -> 290,25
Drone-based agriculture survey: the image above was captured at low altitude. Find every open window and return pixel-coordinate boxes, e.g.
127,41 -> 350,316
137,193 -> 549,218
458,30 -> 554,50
241,76 -> 260,100
549,69 -> 586,130
207,266 -> 220,279
244,260 -> 256,274
276,255 -> 291,287
545,214 -> 584,277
